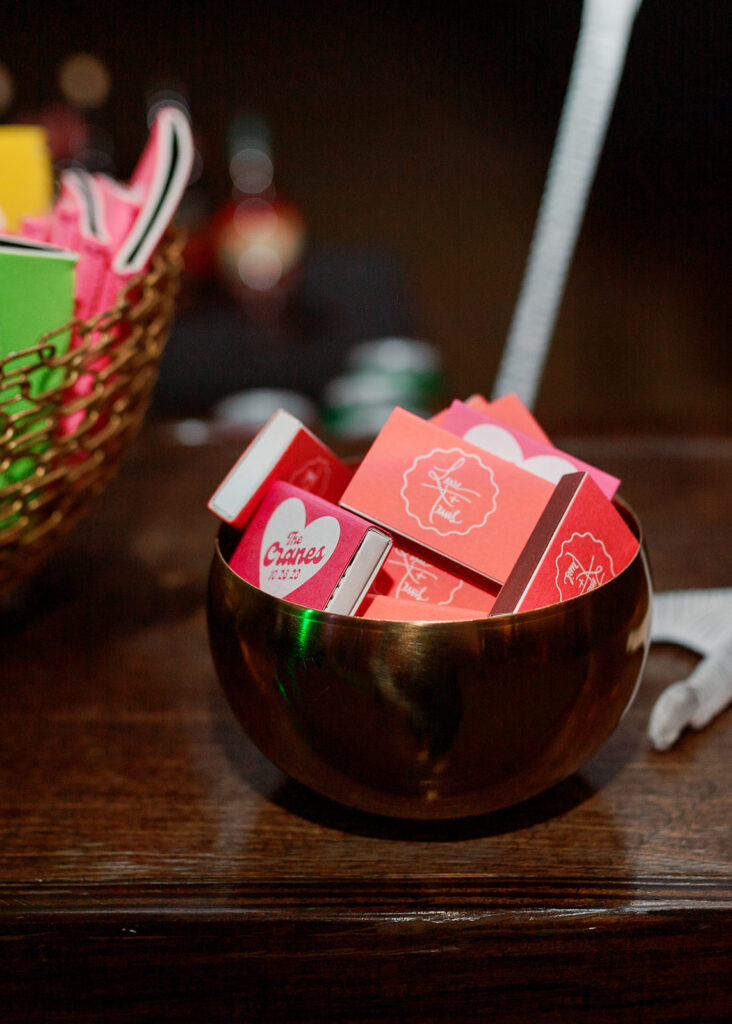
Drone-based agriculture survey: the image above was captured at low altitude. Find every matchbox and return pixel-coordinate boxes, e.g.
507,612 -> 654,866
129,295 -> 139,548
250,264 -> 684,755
432,392 -> 551,443
339,407 -> 555,585
359,594 -> 487,622
208,408 -> 354,529
465,392 -> 552,443
490,472 -> 639,615
229,481 -> 392,615
439,400 -> 620,498
370,540 -> 498,614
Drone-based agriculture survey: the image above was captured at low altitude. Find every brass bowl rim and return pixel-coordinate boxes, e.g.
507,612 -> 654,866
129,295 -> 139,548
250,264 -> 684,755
212,494 -> 647,630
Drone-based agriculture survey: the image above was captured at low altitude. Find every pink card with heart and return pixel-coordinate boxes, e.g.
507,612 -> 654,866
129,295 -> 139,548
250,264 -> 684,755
439,400 -> 620,498
432,393 -> 551,444
229,482 -> 392,615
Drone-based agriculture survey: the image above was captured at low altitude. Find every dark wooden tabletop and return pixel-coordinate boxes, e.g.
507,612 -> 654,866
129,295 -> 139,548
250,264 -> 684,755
1,427 -> 730,1023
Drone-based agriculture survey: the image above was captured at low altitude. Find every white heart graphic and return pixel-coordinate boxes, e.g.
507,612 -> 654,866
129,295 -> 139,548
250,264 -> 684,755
463,423 -> 577,484
259,496 -> 341,599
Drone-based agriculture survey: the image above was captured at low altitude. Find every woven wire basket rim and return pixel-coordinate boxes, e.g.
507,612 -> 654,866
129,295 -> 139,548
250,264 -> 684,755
0,229 -> 185,593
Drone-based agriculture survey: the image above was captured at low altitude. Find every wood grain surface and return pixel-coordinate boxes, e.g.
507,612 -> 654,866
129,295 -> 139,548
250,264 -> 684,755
1,429 -> 730,1022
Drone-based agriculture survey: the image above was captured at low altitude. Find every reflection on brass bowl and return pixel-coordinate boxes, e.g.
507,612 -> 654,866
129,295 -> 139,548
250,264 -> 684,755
207,502 -> 652,820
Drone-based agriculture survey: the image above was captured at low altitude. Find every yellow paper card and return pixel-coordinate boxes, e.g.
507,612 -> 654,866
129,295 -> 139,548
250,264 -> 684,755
0,125 -> 53,231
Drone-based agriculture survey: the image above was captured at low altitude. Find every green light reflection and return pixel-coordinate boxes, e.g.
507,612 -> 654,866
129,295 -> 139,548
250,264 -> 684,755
295,606 -> 319,656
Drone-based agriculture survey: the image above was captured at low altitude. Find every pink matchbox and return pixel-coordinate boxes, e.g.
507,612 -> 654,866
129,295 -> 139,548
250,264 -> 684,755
370,541 -> 498,614
465,393 -> 552,444
490,472 -> 639,615
208,409 -> 354,529
439,400 -> 620,499
339,407 -> 555,585
432,392 -> 551,444
229,481 -> 392,615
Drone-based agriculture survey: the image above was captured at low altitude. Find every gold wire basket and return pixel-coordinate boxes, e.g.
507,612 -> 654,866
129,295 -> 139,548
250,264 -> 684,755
0,230 -> 185,594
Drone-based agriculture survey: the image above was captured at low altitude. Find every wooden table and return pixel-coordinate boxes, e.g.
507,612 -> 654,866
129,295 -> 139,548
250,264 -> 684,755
1,428 -> 730,1022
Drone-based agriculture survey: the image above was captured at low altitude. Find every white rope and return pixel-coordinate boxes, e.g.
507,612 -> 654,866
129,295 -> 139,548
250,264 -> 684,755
648,589 -> 732,750
492,0 -> 643,408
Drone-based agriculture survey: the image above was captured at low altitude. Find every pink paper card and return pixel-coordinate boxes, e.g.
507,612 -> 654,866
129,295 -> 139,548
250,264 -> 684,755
490,472 -> 639,615
19,212 -> 52,242
230,482 -> 392,615
61,170 -> 108,245
114,105 -> 193,278
130,105 -> 167,192
370,540 -> 497,614
94,174 -> 143,250
48,176 -> 82,252
339,407 -> 555,585
209,409 -> 354,529
359,594 -> 486,622
439,400 -> 620,499
47,171 -> 116,439
57,106 -> 194,329
53,171 -> 114,321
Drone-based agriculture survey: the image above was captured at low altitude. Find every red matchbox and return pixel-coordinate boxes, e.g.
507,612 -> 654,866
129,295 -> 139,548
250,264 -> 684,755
339,407 -> 555,585
208,409 -> 353,529
229,481 -> 392,615
359,594 -> 488,622
370,540 -> 498,614
490,472 -> 639,615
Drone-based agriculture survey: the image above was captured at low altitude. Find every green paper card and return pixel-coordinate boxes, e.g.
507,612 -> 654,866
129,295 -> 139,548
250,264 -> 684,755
0,235 -> 78,491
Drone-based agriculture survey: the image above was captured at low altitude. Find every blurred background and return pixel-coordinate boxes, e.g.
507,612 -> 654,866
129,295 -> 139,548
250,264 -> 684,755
1,0 -> 728,436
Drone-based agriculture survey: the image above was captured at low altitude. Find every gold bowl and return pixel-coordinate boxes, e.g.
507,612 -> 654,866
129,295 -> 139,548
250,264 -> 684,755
207,502 -> 652,819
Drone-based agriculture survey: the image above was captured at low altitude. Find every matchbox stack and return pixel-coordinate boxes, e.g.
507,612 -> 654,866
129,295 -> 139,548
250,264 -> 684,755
207,395 -> 639,621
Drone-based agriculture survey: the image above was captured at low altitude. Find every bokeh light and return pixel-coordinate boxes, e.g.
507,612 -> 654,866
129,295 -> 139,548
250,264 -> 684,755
237,244 -> 283,291
233,197 -> 278,237
229,147 -> 273,194
58,52 -> 111,109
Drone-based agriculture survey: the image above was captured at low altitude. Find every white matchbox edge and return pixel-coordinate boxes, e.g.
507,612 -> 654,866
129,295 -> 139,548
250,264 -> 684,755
325,528 -> 392,616
208,410 -> 301,523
